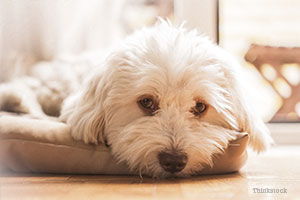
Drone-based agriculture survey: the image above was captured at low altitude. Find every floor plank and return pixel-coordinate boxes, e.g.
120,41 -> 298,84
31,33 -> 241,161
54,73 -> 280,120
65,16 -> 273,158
0,145 -> 299,200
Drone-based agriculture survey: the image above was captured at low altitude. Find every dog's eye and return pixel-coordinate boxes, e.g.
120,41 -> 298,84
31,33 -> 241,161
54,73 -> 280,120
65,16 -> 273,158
138,96 -> 158,114
140,98 -> 154,109
192,102 -> 207,116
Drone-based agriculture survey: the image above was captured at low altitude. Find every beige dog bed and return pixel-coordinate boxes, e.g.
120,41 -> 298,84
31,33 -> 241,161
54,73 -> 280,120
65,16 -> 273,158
0,113 -> 249,175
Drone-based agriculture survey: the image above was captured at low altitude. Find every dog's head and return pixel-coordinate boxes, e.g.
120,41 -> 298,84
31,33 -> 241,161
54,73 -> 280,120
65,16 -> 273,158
61,20 -> 272,178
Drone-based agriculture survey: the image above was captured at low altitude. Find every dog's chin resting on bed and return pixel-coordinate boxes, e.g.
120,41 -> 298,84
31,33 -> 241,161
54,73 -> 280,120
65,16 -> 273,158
0,20 -> 272,178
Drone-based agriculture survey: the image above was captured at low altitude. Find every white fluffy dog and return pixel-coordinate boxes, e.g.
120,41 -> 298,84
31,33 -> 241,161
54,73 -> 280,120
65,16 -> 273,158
0,20 -> 272,178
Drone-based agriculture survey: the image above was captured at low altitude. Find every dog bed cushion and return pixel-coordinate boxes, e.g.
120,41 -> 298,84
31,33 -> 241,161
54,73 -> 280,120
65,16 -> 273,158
0,113 -> 249,175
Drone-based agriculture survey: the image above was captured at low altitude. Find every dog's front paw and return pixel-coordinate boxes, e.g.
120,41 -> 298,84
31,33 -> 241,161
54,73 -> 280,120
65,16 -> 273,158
0,90 -> 29,114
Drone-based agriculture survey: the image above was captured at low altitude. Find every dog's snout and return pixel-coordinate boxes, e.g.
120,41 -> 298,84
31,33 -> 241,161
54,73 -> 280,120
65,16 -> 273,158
158,151 -> 187,173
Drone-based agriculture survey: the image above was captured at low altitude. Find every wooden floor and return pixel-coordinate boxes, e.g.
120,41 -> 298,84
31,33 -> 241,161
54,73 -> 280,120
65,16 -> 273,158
0,145 -> 299,200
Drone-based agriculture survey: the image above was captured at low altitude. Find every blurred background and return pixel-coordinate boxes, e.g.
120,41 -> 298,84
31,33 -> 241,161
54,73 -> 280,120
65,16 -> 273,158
1,0 -> 300,125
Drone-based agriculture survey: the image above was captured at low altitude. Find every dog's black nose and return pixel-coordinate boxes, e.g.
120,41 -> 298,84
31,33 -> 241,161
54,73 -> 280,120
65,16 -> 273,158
158,151 -> 187,173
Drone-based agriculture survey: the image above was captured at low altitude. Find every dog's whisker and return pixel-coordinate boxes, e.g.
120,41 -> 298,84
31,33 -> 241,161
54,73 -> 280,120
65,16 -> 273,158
139,168 -> 143,180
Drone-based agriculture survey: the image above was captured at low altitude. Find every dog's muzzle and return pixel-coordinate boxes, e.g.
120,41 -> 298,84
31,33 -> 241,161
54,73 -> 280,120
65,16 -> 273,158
158,151 -> 187,173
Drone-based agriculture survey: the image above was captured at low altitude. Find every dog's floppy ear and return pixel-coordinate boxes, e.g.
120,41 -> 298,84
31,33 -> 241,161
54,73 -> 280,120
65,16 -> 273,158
60,69 -> 108,144
229,72 -> 273,153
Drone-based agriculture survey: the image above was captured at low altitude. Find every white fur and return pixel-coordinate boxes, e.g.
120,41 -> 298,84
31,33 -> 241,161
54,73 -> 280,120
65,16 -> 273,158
59,20 -> 273,178
0,20 -> 272,178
